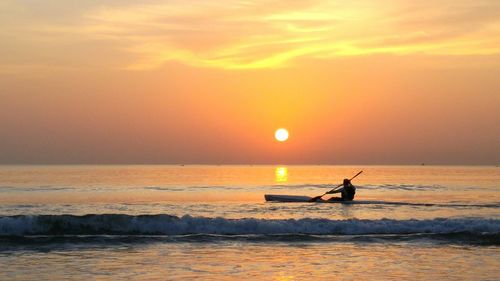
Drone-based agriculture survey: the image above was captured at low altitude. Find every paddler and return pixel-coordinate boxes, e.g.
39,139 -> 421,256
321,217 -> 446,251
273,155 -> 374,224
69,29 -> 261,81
326,178 -> 356,201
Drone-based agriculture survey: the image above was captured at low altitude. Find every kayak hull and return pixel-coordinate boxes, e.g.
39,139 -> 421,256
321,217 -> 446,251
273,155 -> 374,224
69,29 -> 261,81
264,194 -> 359,204
264,194 -> 313,202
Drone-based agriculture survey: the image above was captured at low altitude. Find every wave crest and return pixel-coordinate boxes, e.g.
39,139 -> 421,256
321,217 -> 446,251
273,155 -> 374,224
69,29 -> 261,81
1,215 -> 498,236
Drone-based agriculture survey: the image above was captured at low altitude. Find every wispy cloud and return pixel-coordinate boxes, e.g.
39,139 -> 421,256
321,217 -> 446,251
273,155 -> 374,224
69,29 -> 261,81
1,0 -> 499,70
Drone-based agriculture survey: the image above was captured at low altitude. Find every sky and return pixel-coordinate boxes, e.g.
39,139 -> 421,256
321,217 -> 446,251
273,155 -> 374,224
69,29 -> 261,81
0,0 -> 499,164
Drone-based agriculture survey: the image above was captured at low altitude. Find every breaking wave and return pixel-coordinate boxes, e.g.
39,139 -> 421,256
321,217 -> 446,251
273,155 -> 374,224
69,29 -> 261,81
1,215 -> 498,237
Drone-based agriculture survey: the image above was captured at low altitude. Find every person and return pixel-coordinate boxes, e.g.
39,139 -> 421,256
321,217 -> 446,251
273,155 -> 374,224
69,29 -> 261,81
326,178 -> 356,201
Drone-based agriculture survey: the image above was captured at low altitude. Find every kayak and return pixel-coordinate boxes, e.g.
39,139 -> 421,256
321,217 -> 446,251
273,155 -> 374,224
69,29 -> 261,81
264,195 -> 454,207
265,194 -> 312,202
265,194 -> 354,203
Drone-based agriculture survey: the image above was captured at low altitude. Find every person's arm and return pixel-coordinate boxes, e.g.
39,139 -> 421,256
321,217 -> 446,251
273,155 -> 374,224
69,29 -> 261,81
326,187 -> 344,194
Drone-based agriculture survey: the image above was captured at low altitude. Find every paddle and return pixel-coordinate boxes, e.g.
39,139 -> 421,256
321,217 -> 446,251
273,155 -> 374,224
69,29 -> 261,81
308,170 -> 363,202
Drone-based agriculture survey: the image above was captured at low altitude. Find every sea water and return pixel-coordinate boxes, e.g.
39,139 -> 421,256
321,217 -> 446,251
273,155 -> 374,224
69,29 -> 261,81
0,165 -> 498,280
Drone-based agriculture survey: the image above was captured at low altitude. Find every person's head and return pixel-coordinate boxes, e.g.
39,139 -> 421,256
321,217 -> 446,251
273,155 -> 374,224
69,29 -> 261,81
343,179 -> 350,185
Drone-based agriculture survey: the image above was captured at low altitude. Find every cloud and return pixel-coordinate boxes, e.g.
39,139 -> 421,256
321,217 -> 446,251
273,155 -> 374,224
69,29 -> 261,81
1,0 -> 499,70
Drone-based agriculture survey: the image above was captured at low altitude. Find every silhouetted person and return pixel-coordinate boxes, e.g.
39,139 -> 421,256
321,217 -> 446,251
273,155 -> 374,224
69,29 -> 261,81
327,178 -> 356,201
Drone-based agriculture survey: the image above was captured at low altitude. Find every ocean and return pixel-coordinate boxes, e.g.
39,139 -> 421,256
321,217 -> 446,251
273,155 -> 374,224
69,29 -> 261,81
0,165 -> 498,280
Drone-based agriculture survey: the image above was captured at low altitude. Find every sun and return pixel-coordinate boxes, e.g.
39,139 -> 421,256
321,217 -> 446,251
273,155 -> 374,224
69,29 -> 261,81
275,128 -> 289,142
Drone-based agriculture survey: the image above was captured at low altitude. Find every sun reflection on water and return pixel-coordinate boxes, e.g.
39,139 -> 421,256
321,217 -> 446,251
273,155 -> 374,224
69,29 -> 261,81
274,275 -> 294,281
275,167 -> 288,182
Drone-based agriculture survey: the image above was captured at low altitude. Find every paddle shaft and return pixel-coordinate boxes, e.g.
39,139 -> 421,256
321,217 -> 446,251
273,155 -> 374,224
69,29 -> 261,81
347,170 -> 363,183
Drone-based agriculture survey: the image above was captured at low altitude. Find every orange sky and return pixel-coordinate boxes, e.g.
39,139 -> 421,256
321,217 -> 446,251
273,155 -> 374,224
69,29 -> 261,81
0,0 -> 499,164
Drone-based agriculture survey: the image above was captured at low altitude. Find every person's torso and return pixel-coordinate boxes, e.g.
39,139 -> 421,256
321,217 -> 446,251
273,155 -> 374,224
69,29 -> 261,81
341,185 -> 356,200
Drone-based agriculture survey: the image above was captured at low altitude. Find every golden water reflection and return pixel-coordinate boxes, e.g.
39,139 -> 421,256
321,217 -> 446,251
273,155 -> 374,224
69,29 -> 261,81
4,243 -> 497,280
275,167 -> 288,182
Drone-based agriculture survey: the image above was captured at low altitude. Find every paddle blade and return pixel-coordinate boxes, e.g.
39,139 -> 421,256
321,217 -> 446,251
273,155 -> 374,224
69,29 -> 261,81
308,195 -> 323,202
